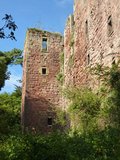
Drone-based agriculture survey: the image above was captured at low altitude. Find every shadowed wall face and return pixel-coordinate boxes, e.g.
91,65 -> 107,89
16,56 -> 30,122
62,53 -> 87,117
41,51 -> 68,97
22,29 -> 63,133
22,0 -> 120,133
64,0 -> 120,89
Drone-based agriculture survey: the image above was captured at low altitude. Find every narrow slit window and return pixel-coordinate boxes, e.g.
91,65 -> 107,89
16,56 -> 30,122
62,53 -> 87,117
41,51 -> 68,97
85,20 -> 88,37
42,67 -> 47,75
87,54 -> 90,65
42,38 -> 47,51
108,15 -> 113,36
48,117 -> 52,126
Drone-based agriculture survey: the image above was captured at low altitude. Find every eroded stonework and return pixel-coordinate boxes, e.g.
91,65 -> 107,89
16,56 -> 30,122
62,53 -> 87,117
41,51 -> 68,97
64,0 -> 120,88
22,29 -> 63,133
22,0 -> 120,133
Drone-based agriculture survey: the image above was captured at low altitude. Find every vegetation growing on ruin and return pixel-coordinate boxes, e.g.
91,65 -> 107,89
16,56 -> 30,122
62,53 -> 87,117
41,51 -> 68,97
63,87 -> 101,133
55,108 -> 67,128
56,72 -> 64,85
0,63 -> 120,159
28,28 -> 62,36
68,54 -> 74,67
59,51 -> 64,68
56,52 -> 64,85
70,32 -> 74,47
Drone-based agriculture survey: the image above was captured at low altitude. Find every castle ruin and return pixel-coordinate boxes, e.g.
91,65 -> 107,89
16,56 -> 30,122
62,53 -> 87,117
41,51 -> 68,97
22,0 -> 120,133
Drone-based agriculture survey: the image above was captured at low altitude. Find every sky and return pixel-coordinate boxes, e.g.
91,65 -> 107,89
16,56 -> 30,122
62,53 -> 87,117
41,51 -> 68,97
0,0 -> 73,93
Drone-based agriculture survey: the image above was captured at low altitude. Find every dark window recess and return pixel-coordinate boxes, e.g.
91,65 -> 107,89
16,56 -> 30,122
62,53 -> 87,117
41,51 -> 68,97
87,54 -> 90,65
108,15 -> 113,36
85,20 -> 88,37
48,117 -> 52,126
42,38 -> 47,51
112,57 -> 115,64
42,68 -> 47,75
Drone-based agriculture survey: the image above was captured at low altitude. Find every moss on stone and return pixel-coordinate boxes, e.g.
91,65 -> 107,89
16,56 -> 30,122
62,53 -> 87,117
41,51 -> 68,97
28,28 -> 62,37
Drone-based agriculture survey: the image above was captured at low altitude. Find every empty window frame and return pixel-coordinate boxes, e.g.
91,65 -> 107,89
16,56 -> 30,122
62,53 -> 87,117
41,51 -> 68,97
42,37 -> 48,51
48,117 -> 52,126
42,67 -> 47,75
108,15 -> 113,36
40,67 -> 49,75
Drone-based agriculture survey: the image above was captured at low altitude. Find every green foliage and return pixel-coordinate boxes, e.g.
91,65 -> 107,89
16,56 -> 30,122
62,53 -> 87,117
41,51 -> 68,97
55,108 -> 67,127
64,87 -> 101,133
1,128 -> 120,160
56,72 -> 64,85
0,92 -> 21,136
59,52 -> 64,67
12,85 -> 22,97
28,28 -> 62,37
0,55 -> 10,89
70,32 -> 74,47
1,63 -> 120,160
0,49 -> 22,90
64,87 -> 100,115
3,48 -> 23,65
56,52 -> 64,85
68,54 -> 74,67
90,62 -> 120,128
109,62 -> 120,89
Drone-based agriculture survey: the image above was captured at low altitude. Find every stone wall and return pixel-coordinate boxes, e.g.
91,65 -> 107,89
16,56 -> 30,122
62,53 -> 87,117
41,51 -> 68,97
22,0 -> 120,133
64,0 -> 120,89
64,15 -> 74,87
22,29 -> 63,133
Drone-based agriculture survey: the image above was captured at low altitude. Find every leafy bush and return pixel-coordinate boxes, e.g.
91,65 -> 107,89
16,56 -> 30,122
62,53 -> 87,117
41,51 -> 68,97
0,91 -> 21,136
63,87 -> 101,133
1,63 -> 120,160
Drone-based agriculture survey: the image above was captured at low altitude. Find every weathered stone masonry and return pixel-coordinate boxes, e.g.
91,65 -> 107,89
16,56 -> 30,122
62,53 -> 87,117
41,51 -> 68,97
64,0 -> 120,88
22,0 -> 120,133
22,29 -> 63,133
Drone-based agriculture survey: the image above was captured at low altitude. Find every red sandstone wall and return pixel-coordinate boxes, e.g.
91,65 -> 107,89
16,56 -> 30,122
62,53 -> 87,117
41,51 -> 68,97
22,29 -> 63,133
64,15 -> 74,87
22,0 -> 120,133
64,0 -> 88,88
64,0 -> 120,89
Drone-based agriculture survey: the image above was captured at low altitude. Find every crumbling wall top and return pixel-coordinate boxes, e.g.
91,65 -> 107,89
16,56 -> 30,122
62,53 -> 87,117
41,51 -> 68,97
27,28 -> 63,37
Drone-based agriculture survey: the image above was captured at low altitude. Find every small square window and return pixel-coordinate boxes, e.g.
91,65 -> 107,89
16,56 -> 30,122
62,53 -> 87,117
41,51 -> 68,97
42,37 -> 47,52
48,117 -> 52,126
42,68 -> 47,75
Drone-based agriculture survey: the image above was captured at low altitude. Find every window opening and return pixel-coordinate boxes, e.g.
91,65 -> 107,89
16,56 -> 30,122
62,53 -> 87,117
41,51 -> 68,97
42,38 -> 47,51
108,15 -> 113,36
48,117 -> 52,126
87,54 -> 90,65
42,67 -> 47,75
85,20 -> 88,37
112,57 -> 115,65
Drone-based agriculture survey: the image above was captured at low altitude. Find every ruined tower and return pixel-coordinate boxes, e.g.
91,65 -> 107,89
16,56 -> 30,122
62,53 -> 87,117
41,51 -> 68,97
21,29 -> 63,133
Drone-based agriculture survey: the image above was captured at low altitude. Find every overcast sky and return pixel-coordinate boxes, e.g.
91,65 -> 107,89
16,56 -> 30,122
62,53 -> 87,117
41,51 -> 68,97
0,0 -> 73,93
